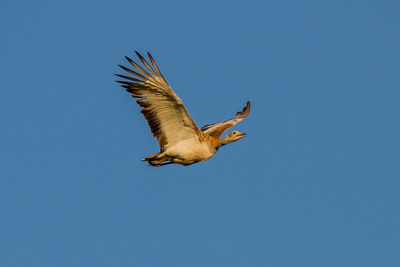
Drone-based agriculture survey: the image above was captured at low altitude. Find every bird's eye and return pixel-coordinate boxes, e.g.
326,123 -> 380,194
233,131 -> 237,134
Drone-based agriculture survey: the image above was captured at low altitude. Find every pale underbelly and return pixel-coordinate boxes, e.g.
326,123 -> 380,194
165,141 -> 216,165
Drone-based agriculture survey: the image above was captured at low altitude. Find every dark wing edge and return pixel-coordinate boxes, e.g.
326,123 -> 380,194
115,51 -> 202,149
201,101 -> 250,138
235,101 -> 250,119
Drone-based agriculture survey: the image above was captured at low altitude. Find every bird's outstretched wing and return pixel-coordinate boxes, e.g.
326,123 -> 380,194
201,101 -> 250,138
116,51 -> 202,151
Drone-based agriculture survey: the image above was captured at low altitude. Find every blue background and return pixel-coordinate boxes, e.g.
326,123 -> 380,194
1,0 -> 399,266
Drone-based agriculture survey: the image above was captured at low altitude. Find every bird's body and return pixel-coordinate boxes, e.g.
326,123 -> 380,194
156,136 -> 217,165
116,51 -> 250,166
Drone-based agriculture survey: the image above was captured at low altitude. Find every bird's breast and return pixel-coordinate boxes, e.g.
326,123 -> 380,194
166,139 -> 216,162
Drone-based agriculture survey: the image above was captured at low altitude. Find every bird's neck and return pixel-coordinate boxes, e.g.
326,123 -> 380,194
217,136 -> 234,147
207,136 -> 232,150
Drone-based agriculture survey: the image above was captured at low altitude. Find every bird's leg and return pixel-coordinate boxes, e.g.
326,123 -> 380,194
142,153 -> 162,161
143,152 -> 172,166
149,161 -> 173,167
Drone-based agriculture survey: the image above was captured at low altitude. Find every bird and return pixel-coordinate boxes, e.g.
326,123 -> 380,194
115,51 -> 250,166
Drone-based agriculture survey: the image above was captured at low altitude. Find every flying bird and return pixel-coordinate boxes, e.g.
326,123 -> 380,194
115,51 -> 250,166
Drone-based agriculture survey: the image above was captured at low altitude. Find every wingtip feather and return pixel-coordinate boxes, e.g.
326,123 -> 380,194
135,50 -> 142,58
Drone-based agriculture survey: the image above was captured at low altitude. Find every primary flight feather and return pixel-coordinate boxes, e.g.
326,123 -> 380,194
116,51 -> 250,166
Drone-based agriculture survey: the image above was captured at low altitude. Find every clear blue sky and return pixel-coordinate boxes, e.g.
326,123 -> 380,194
1,0 -> 399,266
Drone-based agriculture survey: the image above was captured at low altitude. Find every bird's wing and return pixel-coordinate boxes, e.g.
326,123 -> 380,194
116,51 -> 203,151
201,101 -> 250,138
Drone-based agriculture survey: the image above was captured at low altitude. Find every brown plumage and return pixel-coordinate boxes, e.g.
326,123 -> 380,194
116,51 -> 250,166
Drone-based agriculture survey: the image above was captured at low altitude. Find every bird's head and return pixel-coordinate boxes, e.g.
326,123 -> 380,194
224,130 -> 246,143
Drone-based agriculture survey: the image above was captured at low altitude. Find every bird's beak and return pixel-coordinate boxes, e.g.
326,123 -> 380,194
238,132 -> 246,138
